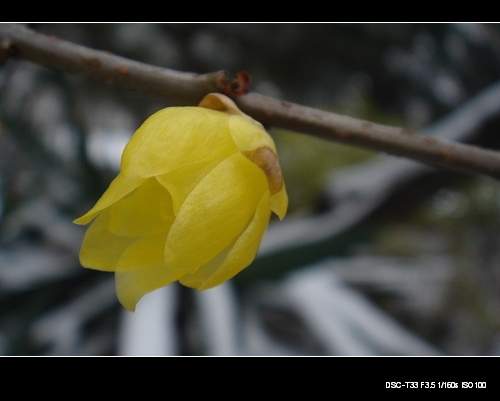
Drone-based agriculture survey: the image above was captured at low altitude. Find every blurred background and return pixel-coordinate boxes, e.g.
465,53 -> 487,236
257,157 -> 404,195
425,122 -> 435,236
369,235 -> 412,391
2,23 -> 500,355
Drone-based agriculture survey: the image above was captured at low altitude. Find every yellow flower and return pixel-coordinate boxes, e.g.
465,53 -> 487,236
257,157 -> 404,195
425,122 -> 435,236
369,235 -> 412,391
74,93 -> 288,311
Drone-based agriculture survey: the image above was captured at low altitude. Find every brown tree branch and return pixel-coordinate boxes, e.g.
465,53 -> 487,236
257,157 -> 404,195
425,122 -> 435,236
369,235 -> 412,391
2,23 -> 500,180
0,24 -> 234,104
236,93 -> 500,178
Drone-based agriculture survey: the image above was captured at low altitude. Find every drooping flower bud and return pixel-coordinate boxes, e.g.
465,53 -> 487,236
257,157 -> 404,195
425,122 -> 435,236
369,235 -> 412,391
74,93 -> 288,311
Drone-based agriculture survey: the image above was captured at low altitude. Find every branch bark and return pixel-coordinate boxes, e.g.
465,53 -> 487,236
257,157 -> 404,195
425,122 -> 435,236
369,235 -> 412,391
2,23 -> 500,180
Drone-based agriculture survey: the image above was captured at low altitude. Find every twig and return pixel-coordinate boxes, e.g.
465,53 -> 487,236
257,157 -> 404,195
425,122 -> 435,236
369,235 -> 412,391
0,24 -> 232,104
236,93 -> 500,179
2,24 -> 500,180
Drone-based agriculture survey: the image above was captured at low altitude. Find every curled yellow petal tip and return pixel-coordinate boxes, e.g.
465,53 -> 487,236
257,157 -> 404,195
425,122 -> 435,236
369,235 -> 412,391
74,93 -> 288,311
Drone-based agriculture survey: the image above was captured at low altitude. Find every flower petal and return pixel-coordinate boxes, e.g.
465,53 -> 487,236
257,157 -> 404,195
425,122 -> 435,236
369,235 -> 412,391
243,146 -> 285,195
121,108 -> 238,179
178,245 -> 232,290
179,191 -> 271,290
156,149 -> 236,216
198,93 -> 249,117
79,209 -> 134,271
228,115 -> 277,153
165,152 -> 268,271
115,234 -> 182,311
106,177 -> 174,237
74,174 -> 146,225
270,183 -> 288,220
